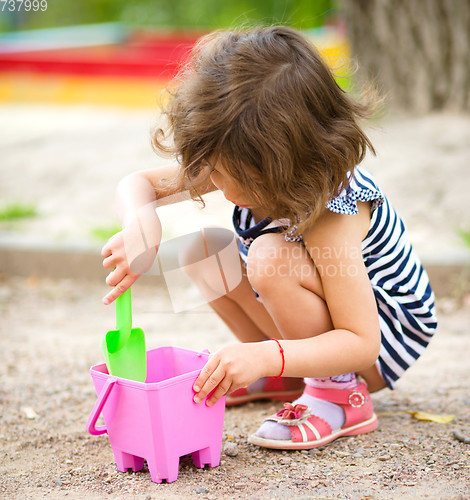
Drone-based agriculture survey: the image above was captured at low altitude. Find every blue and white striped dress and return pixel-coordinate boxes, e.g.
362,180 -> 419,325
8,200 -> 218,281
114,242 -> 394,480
233,167 -> 437,389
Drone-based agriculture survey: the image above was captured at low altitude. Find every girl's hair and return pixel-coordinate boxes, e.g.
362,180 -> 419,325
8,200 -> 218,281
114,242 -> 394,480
152,25 -> 375,233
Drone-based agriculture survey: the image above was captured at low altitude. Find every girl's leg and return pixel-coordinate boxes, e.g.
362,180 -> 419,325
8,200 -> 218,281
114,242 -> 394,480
178,228 -> 278,343
245,233 -> 386,389
241,233 -> 383,445
180,226 -> 334,343
207,262 -> 280,343
245,232 -> 334,339
357,365 -> 387,393
206,265 -> 309,404
180,229 -> 304,403
182,228 -> 385,420
182,229 -> 385,389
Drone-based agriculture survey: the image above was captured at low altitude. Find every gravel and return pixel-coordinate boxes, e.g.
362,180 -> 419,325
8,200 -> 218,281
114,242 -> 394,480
0,277 -> 469,499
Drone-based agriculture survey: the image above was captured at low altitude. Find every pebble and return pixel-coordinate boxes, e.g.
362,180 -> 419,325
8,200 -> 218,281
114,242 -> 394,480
21,406 -> 38,419
223,441 -> 239,457
196,487 -> 209,494
234,482 -> 246,489
453,429 -> 470,444
378,455 -> 391,461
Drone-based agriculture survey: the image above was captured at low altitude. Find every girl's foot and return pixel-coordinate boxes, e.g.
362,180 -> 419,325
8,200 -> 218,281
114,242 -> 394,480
248,375 -> 378,450
226,377 -> 304,407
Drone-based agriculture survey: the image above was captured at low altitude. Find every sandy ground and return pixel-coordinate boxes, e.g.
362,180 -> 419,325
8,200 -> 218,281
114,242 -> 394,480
0,104 -> 470,499
0,277 -> 470,499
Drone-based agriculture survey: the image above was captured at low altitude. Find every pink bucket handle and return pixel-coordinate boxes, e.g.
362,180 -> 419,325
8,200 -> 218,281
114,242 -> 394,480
86,376 -> 117,436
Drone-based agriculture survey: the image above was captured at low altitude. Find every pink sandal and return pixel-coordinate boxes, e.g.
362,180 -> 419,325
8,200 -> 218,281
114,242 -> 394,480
226,377 -> 304,407
248,382 -> 378,450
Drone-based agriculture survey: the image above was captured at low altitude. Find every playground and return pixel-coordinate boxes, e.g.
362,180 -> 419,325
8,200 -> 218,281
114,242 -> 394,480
1,10 -> 470,499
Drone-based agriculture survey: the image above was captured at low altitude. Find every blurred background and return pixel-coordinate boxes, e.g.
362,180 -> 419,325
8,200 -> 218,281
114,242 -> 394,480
1,0 -> 469,111
0,0 -> 347,108
0,0 -> 335,31
0,0 -> 469,287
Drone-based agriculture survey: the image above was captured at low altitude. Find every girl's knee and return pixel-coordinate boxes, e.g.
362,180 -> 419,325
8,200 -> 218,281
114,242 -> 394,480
177,231 -> 207,271
177,227 -> 242,296
246,233 -> 319,294
246,234 -> 285,289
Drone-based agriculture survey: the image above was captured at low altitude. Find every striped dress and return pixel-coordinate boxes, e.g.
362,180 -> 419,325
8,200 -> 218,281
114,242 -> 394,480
233,167 -> 437,389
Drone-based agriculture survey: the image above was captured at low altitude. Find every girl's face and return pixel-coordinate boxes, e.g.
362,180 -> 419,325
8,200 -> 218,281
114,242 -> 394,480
209,162 -> 253,208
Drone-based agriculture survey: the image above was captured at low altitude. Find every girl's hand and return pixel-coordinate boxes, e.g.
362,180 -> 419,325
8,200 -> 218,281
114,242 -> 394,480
101,231 -> 143,304
101,210 -> 161,304
193,341 -> 278,407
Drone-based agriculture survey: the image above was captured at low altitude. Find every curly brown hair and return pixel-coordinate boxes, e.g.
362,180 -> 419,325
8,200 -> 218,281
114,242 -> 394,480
152,25 -> 375,233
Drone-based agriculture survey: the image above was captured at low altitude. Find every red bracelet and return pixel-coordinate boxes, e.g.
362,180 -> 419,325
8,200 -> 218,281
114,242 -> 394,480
271,338 -> 285,378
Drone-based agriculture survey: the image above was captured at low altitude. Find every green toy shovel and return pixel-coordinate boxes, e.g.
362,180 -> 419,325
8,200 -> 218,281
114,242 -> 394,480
101,288 -> 147,382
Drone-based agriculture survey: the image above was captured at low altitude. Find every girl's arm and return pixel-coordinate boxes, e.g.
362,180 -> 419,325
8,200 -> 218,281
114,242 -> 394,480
102,165 -> 216,304
193,201 -> 381,406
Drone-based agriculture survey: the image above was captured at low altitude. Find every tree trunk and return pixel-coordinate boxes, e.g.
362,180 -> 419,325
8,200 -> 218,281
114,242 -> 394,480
340,0 -> 470,112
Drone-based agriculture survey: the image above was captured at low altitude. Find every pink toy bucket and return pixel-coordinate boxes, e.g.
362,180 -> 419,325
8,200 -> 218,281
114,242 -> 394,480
87,346 -> 225,483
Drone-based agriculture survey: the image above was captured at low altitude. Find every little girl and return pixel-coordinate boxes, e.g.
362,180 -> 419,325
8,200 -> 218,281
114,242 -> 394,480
102,26 -> 437,450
